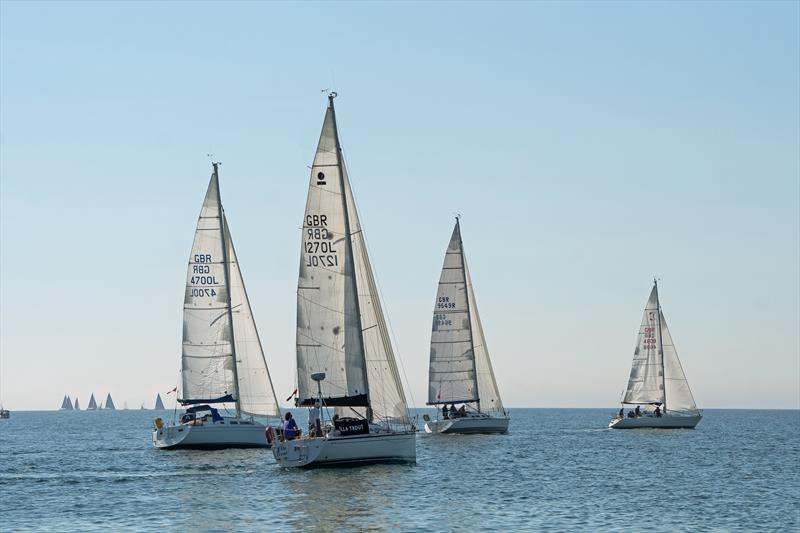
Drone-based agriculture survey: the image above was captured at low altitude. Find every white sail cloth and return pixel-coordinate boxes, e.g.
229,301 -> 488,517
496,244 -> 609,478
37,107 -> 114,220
296,99 -> 409,424
180,169 -> 280,417
181,174 -> 237,403
428,221 -> 505,415
226,219 -> 280,417
622,284 -> 698,414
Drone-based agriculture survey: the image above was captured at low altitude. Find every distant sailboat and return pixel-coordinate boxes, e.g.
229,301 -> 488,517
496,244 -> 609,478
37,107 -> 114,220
154,394 -> 165,410
0,406 -> 9,419
104,394 -> 116,410
60,395 -> 74,411
152,162 -> 280,450
423,218 -> 509,434
87,393 -> 98,410
74,397 -> 81,410
271,93 -> 416,467
609,280 -> 701,429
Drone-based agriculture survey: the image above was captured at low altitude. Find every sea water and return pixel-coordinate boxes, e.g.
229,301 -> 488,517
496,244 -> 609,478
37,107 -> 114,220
1,409 -> 797,531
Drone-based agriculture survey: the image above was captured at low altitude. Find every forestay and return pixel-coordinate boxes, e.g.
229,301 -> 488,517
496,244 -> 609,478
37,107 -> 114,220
622,285 -> 665,405
181,172 -> 237,404
225,218 -> 280,417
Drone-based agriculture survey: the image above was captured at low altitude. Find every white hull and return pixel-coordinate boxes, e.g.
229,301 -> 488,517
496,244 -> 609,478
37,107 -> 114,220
152,417 -> 271,449
609,414 -> 701,429
425,415 -> 509,434
272,430 -> 416,468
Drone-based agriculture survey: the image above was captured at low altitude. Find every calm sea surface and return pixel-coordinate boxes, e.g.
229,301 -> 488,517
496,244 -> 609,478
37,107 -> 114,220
1,409 -> 798,532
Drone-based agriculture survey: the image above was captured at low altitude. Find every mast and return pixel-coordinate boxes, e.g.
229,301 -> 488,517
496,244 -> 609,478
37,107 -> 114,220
328,92 -> 372,419
457,217 -> 481,412
213,162 -> 241,416
654,278 -> 667,413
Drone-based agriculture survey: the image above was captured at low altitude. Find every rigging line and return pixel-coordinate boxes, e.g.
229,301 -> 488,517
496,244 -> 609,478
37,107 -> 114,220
338,143 -> 417,417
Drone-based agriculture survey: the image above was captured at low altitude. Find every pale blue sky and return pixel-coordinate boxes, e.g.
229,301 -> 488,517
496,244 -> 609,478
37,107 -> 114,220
1,1 -> 798,410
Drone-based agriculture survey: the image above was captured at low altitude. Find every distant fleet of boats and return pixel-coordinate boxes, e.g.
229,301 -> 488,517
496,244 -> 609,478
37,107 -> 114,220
56,393 -> 167,411
11,95 -> 702,456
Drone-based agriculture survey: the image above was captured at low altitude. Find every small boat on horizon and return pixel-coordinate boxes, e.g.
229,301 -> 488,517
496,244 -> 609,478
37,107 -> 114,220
104,393 -> 116,410
609,280 -> 701,429
152,162 -> 281,450
74,397 -> 81,410
271,93 -> 416,468
154,393 -> 165,410
423,218 -> 509,435
59,395 -> 74,411
86,393 -> 98,410
0,405 -> 9,419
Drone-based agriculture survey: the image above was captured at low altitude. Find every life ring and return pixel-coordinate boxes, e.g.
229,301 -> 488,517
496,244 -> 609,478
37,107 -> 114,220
266,425 -> 275,444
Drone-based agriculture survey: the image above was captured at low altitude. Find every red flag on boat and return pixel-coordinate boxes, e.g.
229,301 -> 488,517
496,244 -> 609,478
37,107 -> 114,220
166,386 -> 177,395
286,389 -> 297,402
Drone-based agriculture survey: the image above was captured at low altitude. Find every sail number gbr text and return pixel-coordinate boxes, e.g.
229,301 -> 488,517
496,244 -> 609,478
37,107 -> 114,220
304,214 -> 339,267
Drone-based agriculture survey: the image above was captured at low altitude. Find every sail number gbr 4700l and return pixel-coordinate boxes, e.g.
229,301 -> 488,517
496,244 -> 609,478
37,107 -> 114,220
189,254 -> 220,297
304,214 -> 339,268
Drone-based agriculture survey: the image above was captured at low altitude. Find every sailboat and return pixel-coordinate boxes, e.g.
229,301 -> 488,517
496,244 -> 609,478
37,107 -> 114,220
104,394 -> 116,410
423,218 -> 509,434
609,281 -> 701,429
154,393 -> 165,410
271,93 -> 416,467
152,162 -> 280,450
87,393 -> 98,410
0,406 -> 9,419
60,395 -> 74,411
74,397 -> 81,410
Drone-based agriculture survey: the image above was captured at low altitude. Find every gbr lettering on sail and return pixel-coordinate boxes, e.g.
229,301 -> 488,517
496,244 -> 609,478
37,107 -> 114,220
304,214 -> 339,268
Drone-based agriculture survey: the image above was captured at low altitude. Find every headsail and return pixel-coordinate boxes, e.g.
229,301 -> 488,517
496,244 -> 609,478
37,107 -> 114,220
622,285 -> 665,405
180,168 -> 237,406
104,394 -> 115,410
428,221 -> 478,405
660,311 -> 699,414
465,256 -> 505,415
154,393 -> 165,410
296,95 -> 409,424
225,217 -> 280,418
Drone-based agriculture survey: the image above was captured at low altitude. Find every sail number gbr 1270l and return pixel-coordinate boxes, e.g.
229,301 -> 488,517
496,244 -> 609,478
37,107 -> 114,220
304,214 -> 338,268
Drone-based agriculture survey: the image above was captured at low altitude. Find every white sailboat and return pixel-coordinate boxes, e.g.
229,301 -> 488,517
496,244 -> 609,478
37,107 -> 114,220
87,393 -> 98,410
104,393 -> 116,410
272,93 -> 416,467
60,395 -> 73,411
423,218 -> 509,434
153,162 -> 281,450
154,393 -> 165,410
609,281 -> 701,429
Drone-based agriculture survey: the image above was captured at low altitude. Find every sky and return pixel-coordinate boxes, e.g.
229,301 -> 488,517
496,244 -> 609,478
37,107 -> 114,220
1,1 -> 798,411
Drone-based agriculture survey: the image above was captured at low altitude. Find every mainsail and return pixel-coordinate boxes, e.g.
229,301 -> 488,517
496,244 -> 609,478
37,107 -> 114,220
74,398 -> 81,410
60,395 -> 73,410
105,394 -> 115,410
622,282 -> 698,414
87,393 -> 97,410
179,164 -> 279,416
296,95 -> 409,424
180,167 -> 237,406
428,220 -> 505,415
154,393 -> 165,410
